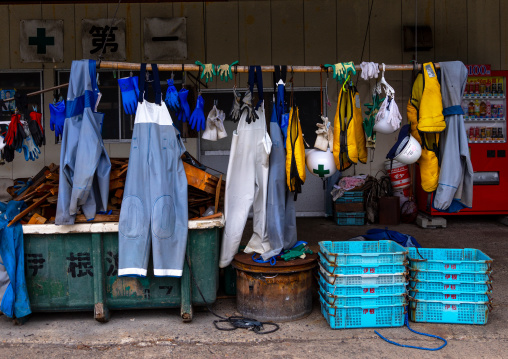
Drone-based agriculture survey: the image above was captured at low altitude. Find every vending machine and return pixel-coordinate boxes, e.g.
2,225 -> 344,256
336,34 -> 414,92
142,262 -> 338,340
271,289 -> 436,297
417,66 -> 508,215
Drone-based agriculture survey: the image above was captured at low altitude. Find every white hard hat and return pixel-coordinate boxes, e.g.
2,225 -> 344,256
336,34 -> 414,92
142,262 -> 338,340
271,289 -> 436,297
374,96 -> 401,134
394,134 -> 422,164
374,118 -> 397,134
306,148 -> 337,178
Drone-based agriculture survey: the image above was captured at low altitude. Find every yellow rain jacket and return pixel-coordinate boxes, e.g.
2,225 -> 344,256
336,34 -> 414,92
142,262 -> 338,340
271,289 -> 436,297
408,62 -> 444,192
333,86 -> 368,171
286,106 -> 306,195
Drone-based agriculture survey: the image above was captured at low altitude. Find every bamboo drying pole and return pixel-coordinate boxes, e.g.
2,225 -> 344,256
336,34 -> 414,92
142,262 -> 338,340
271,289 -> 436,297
5,61 -> 437,99
3,83 -> 69,102
98,61 -> 430,73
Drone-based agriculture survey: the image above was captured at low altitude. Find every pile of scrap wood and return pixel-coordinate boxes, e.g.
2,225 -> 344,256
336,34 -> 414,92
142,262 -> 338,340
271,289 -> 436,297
6,157 -> 225,226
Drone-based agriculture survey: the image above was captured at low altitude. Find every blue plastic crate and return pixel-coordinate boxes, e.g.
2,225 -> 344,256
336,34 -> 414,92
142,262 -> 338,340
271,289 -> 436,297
409,297 -> 491,325
318,253 -> 407,276
319,292 -> 406,329
319,284 -> 407,307
410,269 -> 492,283
336,191 -> 364,203
408,247 -> 493,272
319,240 -> 408,265
335,212 -> 365,226
409,290 -> 491,302
408,279 -> 492,294
319,274 -> 408,297
319,264 -> 407,286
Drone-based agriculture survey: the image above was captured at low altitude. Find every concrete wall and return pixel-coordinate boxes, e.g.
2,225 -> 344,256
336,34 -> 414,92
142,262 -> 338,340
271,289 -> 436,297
1,0 -> 507,182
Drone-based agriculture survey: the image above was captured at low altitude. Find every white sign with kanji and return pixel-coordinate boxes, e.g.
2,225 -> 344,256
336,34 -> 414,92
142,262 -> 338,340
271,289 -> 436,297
144,17 -> 187,61
82,18 -> 126,61
20,19 -> 64,63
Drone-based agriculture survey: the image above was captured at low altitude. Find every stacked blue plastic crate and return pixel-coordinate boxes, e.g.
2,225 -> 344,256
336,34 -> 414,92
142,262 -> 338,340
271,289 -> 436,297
318,240 -> 409,329
407,248 -> 493,325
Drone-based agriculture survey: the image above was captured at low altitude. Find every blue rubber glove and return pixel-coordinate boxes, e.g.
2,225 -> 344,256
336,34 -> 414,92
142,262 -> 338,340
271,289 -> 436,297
118,76 -> 139,115
190,95 -> 206,131
49,100 -> 66,139
20,135 -> 41,161
13,179 -> 32,196
165,79 -> 180,113
177,88 -> 191,122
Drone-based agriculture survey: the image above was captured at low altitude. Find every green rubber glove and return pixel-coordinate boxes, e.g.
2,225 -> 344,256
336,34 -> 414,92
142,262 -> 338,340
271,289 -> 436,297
324,63 -> 346,82
343,61 -> 357,79
281,244 -> 313,261
216,60 -> 239,82
195,61 -> 216,83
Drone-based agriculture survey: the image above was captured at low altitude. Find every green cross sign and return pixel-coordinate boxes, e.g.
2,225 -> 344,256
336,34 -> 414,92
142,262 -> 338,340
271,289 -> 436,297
29,28 -> 54,54
313,164 -> 330,177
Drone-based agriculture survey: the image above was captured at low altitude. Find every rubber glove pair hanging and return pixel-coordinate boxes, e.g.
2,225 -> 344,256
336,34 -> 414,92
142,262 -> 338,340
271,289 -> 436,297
230,66 -> 263,124
195,61 -> 239,83
324,61 -> 356,83
314,115 -> 333,152
164,76 -> 191,124
4,114 -> 40,161
202,105 -> 227,141
49,98 -> 66,140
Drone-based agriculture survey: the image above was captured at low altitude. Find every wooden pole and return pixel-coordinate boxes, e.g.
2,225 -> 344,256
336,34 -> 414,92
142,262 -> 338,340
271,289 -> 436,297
98,61 -> 431,73
6,61 -> 436,98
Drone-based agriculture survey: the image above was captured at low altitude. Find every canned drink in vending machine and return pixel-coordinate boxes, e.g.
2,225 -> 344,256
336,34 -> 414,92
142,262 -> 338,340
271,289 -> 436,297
486,127 -> 492,141
492,127 -> 498,139
475,127 -> 480,141
498,80 -> 504,95
481,127 -> 486,141
469,127 -> 475,141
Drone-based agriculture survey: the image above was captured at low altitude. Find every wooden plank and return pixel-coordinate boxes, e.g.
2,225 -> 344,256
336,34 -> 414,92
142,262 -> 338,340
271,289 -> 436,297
502,0 -> 508,69
75,214 -> 120,223
8,192 -> 51,227
0,6 -> 10,69
183,161 -> 225,196
140,2 -> 173,63
108,2 -> 141,63
368,0 -> 403,176
8,4 -> 42,69
271,0 -> 305,85
205,2 -> 238,90
401,0 -> 435,64
303,0 -> 336,87
214,174 -> 222,214
467,0 -> 501,69
434,0 -> 468,63
13,166 -> 50,200
336,0 -> 369,63
42,3 -> 75,68
239,0 -> 272,88
401,0 -> 434,126
74,3 -> 108,60
28,213 -> 47,225
109,179 -> 124,191
172,2 -> 204,64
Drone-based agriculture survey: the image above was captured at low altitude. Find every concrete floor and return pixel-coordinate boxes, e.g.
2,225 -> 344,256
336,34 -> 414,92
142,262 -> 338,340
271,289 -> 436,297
0,216 -> 507,358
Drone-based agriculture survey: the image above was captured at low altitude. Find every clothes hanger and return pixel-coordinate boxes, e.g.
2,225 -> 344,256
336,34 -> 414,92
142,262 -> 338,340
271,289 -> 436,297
380,63 -> 395,97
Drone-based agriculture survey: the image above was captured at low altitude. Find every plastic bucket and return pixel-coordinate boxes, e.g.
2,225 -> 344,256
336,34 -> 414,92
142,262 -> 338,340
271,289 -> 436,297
393,188 -> 410,206
384,160 -> 410,189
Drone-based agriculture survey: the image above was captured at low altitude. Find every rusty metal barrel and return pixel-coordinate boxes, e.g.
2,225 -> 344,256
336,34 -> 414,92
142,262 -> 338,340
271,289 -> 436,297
232,253 -> 318,322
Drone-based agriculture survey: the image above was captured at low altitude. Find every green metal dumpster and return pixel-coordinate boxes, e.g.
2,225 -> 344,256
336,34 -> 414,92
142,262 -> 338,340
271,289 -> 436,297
21,216 -> 223,323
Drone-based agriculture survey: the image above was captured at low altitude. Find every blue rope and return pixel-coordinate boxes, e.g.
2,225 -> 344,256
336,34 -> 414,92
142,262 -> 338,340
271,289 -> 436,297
251,254 -> 276,266
375,308 -> 447,351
